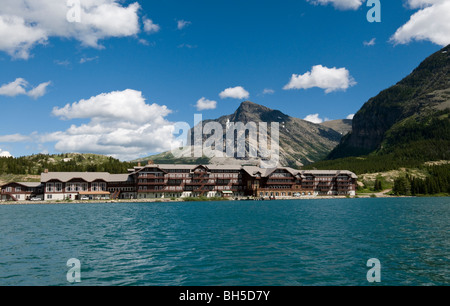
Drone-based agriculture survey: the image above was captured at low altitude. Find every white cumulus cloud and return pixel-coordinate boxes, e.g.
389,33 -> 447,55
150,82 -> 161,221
219,86 -> 250,100
346,114 -> 355,120
0,15 -> 48,60
307,0 -> 364,10
303,114 -> 325,124
0,149 -> 13,158
407,0 -> 438,9
391,0 -> 450,47
27,81 -> 52,99
47,89 -> 177,160
0,78 -> 51,98
196,97 -> 217,111
0,0 -> 141,59
283,65 -> 356,93
143,18 -> 160,34
0,78 -> 28,97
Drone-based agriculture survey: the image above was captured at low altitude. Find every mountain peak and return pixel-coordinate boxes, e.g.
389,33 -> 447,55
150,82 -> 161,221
236,100 -> 272,113
231,101 -> 288,123
146,100 -> 345,167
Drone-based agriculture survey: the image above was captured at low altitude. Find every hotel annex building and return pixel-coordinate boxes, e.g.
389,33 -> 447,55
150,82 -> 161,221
1,162 -> 357,201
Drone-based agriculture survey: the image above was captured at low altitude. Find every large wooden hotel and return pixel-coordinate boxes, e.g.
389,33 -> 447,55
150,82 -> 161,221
1,162 -> 357,201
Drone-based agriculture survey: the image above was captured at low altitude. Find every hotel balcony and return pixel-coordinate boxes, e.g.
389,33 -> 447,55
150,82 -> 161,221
138,175 -> 165,179
185,180 -> 215,185
191,173 -> 210,179
266,181 -> 295,185
167,180 -> 183,186
268,176 -> 295,180
138,181 -> 167,185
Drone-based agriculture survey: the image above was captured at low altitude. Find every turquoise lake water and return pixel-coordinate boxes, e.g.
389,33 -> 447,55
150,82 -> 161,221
0,197 -> 449,286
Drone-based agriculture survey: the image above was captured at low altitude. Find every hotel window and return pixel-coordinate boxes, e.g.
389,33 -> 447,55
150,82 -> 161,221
55,183 -> 63,192
5,187 -> 12,192
91,183 -> 98,191
16,187 -> 21,192
46,183 -> 54,192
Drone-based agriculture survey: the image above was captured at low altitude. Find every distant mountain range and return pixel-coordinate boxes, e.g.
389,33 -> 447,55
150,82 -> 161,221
137,101 -> 351,167
143,44 -> 449,170
3,45 -> 448,174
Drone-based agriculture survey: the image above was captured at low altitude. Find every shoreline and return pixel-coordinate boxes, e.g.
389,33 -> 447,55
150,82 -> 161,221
1,194 -> 440,206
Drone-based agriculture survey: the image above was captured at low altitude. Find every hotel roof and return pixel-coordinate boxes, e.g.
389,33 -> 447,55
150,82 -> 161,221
1,182 -> 43,188
41,172 -> 112,183
38,165 -> 357,183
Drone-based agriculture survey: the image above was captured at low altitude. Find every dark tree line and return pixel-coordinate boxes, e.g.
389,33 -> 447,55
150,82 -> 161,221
0,154 -> 138,175
393,164 -> 450,196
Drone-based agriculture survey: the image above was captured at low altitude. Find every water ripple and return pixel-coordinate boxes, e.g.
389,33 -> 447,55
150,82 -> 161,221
0,198 -> 449,286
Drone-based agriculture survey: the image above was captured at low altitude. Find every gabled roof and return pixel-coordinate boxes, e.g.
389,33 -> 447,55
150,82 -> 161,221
207,164 -> 243,170
37,166 -> 357,184
1,182 -> 42,188
264,167 -> 301,177
242,166 -> 271,177
18,182 -> 43,188
300,170 -> 358,179
41,172 -> 112,183
108,174 -> 133,182
192,165 -> 210,172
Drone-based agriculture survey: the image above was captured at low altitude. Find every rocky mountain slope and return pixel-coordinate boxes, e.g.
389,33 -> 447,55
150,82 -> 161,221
329,44 -> 450,159
141,101 -> 345,167
320,119 -> 352,135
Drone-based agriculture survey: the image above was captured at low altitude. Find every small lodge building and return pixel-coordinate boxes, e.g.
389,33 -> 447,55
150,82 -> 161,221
0,182 -> 43,201
1,163 -> 357,202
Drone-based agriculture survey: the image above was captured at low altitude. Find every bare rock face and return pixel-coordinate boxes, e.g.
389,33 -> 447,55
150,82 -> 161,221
142,101 -> 346,167
320,119 -> 352,136
188,101 -> 343,167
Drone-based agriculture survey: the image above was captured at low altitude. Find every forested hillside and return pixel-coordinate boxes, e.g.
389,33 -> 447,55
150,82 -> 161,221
0,153 -> 137,175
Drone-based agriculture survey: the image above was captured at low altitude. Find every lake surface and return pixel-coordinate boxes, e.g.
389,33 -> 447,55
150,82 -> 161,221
0,197 -> 449,286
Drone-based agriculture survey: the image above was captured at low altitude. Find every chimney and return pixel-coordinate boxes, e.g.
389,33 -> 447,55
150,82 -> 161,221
137,162 -> 141,167
44,169 -> 49,173
148,160 -> 154,165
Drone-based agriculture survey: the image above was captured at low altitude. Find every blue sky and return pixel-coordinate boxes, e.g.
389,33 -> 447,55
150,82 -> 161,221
0,0 -> 449,160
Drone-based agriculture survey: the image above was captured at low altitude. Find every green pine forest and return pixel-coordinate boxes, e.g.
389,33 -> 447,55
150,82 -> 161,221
0,153 -> 137,175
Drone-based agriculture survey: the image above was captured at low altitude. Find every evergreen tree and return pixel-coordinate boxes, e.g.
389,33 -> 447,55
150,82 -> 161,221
374,177 -> 383,191
393,176 -> 411,196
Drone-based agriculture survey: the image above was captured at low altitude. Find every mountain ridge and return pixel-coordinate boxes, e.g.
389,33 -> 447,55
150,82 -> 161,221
138,101 -> 348,167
